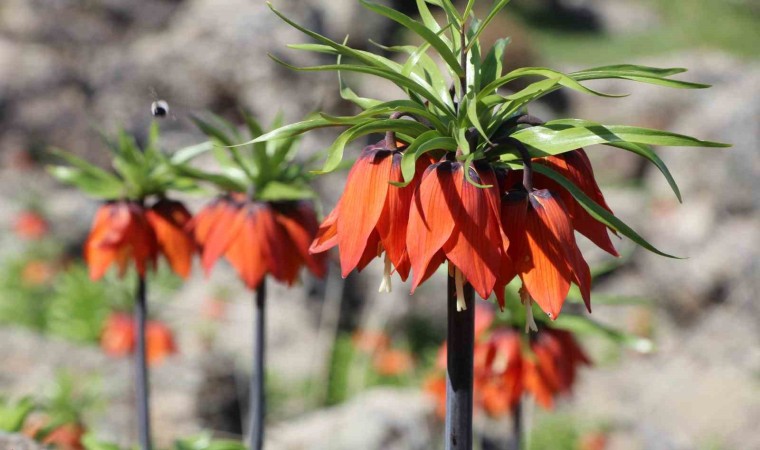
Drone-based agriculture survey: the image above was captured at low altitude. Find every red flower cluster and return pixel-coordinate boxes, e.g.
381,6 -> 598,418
85,199 -> 194,280
193,196 -> 326,290
100,313 -> 177,366
425,306 -> 590,417
312,142 -> 616,318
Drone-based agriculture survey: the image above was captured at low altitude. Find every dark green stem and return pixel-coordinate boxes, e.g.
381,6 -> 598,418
445,267 -> 475,450
510,399 -> 523,450
134,276 -> 152,450
249,279 -> 267,450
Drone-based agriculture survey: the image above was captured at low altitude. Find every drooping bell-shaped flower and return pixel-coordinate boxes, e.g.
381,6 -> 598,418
407,159 -> 507,308
500,188 -> 591,318
85,201 -> 157,280
534,149 -> 619,256
310,140 -> 433,290
144,199 -> 195,278
195,197 -> 326,290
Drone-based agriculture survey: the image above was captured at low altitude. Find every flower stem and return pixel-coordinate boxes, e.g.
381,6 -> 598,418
510,399 -> 523,450
249,278 -> 267,450
134,275 -> 152,450
445,263 -> 474,450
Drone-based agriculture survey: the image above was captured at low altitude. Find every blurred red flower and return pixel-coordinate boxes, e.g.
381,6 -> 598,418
373,348 -> 414,376
100,313 -> 177,366
426,309 -> 590,417
194,196 -> 326,290
85,199 -> 195,280
14,210 -> 49,240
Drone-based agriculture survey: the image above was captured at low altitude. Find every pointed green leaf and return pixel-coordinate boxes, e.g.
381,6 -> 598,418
464,0 -> 512,53
533,164 -> 680,258
480,67 -> 624,100
510,123 -> 730,157
551,314 -> 654,353
360,0 -> 463,77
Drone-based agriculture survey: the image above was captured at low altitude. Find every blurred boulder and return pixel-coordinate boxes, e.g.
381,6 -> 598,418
0,433 -> 45,450
266,388 -> 436,450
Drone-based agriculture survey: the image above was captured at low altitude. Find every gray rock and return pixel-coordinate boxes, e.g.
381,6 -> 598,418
266,388 -> 436,450
0,433 -> 45,450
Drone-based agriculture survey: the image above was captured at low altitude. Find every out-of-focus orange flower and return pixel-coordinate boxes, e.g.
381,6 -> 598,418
310,140 -> 433,290
373,348 -> 414,376
145,320 -> 177,366
85,201 -> 157,280
14,210 -> 49,240
579,432 -> 609,450
352,329 -> 390,353
100,313 -> 177,366
42,423 -> 86,450
194,197 -> 326,290
144,199 -> 195,278
21,260 -> 55,286
85,199 -> 196,280
426,324 -> 590,418
23,417 -> 85,450
100,313 -> 135,357
201,296 -> 228,321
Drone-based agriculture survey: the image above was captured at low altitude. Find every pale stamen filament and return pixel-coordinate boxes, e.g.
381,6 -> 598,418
378,253 -> 392,293
455,267 -> 466,311
520,286 -> 538,333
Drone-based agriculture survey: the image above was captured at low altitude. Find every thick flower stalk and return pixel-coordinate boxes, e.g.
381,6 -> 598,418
49,124 -> 198,450
255,0 -> 728,447
181,112 -> 327,450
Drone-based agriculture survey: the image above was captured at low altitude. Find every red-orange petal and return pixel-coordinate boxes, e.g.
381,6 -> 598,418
521,190 -> 575,318
408,161 -> 460,292
277,202 -> 327,279
539,150 -> 619,256
336,145 -> 393,277
309,203 -> 339,254
442,164 -> 501,299
201,200 -> 242,274
146,199 -> 195,278
224,205 -> 267,290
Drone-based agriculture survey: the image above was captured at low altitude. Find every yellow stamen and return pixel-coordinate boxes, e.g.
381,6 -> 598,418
378,253 -> 392,293
455,268 -> 466,311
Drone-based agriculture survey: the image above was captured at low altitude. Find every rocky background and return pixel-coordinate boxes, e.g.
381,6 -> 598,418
0,1 -> 758,449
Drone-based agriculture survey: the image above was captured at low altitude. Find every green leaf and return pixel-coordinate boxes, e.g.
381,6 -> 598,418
465,91 -> 490,143
574,64 -> 687,77
246,118 -> 343,145
533,164 -> 679,258
510,123 -> 730,158
268,56 -> 454,115
0,396 -> 34,431
174,164 -> 247,192
464,0 -> 512,53
257,181 -> 314,201
360,1 -> 463,77
171,141 -> 214,165
480,38 -> 509,88
317,119 -> 431,174
397,131 -> 456,185
47,166 -> 124,199
544,119 -> 683,202
268,2 -> 402,73
480,67 -> 624,100
551,314 -> 654,354
463,153 -> 492,188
